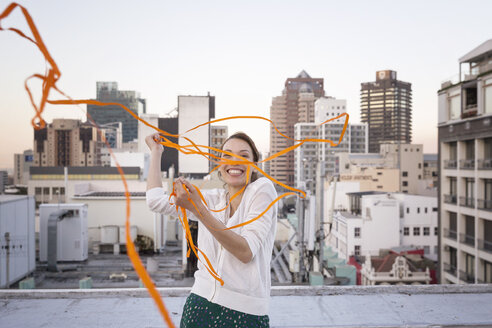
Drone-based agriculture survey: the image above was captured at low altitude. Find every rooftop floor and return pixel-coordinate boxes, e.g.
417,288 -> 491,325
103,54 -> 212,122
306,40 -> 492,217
1,284 -> 492,327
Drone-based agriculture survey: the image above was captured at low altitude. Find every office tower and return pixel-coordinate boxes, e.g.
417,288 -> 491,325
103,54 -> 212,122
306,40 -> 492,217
87,82 -> 145,143
361,70 -> 412,153
178,94 -> 215,178
33,119 -> 103,167
270,70 -> 324,187
438,39 -> 492,284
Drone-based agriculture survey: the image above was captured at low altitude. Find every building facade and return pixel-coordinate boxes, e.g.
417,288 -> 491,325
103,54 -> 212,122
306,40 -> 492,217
210,125 -> 228,170
33,119 -> 104,167
178,94 -> 215,178
87,82 -> 144,143
438,40 -> 492,284
337,143 -> 425,194
361,254 -> 431,285
361,70 -> 412,153
14,149 -> 33,185
269,71 -> 325,187
294,97 -> 368,192
330,192 -> 437,262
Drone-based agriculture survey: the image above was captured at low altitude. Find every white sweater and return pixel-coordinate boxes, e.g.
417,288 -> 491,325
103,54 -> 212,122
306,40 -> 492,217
146,177 -> 278,316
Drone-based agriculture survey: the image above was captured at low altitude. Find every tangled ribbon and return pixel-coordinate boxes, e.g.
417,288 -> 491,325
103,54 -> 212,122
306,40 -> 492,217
0,3 -> 349,327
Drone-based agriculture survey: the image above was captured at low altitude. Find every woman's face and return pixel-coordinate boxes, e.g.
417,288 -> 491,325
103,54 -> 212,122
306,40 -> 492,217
219,138 -> 254,189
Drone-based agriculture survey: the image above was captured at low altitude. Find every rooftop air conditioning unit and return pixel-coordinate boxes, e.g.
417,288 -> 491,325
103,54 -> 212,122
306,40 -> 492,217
39,203 -> 88,263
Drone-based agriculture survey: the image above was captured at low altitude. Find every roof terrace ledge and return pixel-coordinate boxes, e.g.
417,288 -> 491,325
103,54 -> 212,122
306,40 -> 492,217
2,284 -> 492,300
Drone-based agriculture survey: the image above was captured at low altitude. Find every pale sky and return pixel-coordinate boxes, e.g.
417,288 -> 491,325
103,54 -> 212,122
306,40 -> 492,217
1,0 -> 491,169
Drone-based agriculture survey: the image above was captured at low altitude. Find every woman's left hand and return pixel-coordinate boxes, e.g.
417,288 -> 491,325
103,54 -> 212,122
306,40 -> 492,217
173,177 -> 204,217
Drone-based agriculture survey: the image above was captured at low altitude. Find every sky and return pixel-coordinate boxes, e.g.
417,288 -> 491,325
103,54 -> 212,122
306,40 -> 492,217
0,0 -> 491,169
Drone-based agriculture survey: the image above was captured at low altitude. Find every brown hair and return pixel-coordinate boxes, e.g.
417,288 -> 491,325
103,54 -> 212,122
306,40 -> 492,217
220,131 -> 260,182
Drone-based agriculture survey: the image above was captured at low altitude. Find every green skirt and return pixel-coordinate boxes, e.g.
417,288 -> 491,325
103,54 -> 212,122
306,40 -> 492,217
180,293 -> 270,328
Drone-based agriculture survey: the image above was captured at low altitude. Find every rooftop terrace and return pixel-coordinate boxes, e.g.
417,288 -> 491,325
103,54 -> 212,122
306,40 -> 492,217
1,284 -> 491,327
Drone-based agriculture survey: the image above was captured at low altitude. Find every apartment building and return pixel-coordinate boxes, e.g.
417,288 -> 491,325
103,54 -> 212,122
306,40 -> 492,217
438,39 -> 492,284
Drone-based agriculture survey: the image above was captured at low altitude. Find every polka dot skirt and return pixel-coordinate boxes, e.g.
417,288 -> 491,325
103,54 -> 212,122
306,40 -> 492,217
180,293 -> 270,328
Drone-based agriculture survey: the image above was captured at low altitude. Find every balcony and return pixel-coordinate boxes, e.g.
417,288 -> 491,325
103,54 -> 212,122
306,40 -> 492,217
444,194 -> 457,205
444,228 -> 457,240
478,239 -> 492,254
477,158 -> 492,170
459,233 -> 475,247
477,199 -> 492,211
444,263 -> 457,276
444,159 -> 457,169
459,196 -> 474,208
459,270 -> 475,283
459,159 -> 475,170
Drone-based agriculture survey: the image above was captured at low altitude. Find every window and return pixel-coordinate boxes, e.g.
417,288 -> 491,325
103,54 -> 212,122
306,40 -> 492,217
435,227 -> 438,236
403,181 -> 408,187
425,207 -> 428,213
424,227 -> 430,236
406,207 -> 410,214
424,246 -> 430,254
404,227 -> 409,236
354,245 -> 361,256
413,227 -> 420,236
402,171 -> 408,177
434,246 -> 438,254
354,227 -> 361,238
485,81 -> 492,114
417,207 -> 420,214
432,207 -> 438,212
418,163 -> 422,169
35,187 -> 42,195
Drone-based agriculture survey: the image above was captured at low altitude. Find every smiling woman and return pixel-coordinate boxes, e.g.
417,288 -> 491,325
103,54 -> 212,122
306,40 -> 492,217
145,131 -> 276,328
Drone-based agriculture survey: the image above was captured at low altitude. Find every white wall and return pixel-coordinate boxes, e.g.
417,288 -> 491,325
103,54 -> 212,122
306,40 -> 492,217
395,194 -> 438,260
178,96 -> 211,174
138,114 -> 159,153
360,195 -> 400,257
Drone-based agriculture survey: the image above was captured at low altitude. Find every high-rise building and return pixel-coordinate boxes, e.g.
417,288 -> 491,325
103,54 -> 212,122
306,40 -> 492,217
87,82 -> 144,143
438,39 -> 492,284
294,97 -> 367,193
178,94 -> 215,178
14,149 -> 33,185
361,70 -> 412,153
210,125 -> 228,170
270,71 -> 324,187
33,119 -> 103,167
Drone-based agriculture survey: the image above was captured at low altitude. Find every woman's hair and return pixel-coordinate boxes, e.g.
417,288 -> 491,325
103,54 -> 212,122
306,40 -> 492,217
220,131 -> 260,182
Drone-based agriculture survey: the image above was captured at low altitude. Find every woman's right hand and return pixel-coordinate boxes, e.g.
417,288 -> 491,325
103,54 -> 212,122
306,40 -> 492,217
145,133 -> 164,154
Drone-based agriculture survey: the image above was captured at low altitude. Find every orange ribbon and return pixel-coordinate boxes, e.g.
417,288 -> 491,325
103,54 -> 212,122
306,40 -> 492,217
0,3 -> 349,327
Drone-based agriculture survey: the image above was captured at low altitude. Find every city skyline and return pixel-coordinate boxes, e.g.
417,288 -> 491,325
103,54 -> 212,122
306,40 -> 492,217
1,0 -> 492,169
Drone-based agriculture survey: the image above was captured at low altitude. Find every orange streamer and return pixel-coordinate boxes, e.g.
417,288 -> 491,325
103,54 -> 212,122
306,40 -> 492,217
0,3 -> 349,327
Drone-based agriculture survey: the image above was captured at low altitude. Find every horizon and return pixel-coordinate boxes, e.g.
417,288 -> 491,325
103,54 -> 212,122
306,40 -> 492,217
1,0 -> 492,169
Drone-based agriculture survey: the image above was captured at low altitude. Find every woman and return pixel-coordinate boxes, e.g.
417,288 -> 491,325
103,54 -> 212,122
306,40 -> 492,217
145,131 -> 277,328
